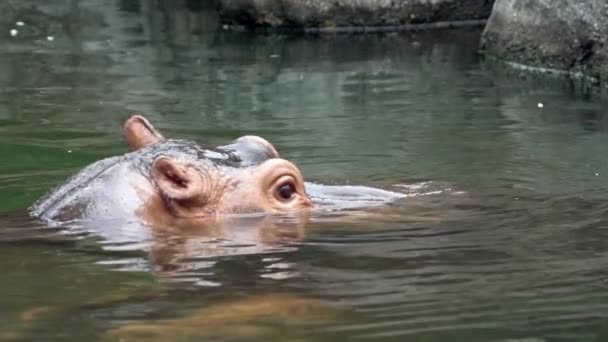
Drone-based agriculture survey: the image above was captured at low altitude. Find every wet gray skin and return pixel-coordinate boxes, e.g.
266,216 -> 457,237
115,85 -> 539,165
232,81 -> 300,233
30,135 -> 405,226
32,139 -> 242,223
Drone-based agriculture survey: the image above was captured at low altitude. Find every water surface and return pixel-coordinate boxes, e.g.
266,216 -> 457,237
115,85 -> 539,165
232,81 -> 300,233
2,1 -> 608,341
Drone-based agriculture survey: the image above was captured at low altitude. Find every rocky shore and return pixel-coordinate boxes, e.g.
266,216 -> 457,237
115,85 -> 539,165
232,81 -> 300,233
215,0 -> 495,31
214,0 -> 607,83
481,0 -> 608,81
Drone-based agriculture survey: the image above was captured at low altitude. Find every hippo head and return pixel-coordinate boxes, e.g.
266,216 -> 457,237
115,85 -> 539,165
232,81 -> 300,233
124,115 -> 312,220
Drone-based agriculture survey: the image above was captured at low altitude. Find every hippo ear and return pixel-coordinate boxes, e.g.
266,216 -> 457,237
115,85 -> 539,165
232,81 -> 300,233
124,114 -> 165,151
151,157 -> 204,202
217,135 -> 279,166
235,136 -> 279,158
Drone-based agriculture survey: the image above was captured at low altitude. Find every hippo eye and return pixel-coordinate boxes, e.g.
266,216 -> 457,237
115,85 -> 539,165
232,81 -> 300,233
276,181 -> 296,201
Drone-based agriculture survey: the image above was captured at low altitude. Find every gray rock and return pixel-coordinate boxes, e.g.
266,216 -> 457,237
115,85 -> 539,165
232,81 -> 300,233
215,0 -> 495,30
481,0 -> 608,81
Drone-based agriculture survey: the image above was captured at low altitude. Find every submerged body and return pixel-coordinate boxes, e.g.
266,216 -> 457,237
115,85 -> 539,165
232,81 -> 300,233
31,115 -> 405,230
31,139 -> 295,223
31,115 -> 313,226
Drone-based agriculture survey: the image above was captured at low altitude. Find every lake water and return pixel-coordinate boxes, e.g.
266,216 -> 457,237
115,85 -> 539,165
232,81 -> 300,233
2,1 -> 608,341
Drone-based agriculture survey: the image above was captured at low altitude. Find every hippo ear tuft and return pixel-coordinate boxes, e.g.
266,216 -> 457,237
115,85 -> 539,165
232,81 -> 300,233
151,157 -> 204,202
124,114 -> 165,151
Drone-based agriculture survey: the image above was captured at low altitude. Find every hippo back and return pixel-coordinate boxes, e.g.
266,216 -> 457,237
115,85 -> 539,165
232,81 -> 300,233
30,139 -> 243,224
30,155 -> 142,222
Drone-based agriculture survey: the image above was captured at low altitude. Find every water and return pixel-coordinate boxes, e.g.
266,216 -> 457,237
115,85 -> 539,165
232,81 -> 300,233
2,1 -> 608,341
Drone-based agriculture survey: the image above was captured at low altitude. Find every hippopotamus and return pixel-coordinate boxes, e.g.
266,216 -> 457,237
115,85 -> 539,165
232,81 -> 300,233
30,115 -> 405,230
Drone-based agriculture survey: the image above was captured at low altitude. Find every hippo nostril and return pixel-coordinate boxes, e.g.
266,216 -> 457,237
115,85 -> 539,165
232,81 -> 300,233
303,195 -> 313,208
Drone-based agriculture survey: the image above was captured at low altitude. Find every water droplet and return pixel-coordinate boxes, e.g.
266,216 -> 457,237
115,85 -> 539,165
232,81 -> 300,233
67,150 -> 72,153
537,102 -> 544,108
262,257 -> 281,262
10,29 -> 18,37
260,271 -> 299,280
46,36 -> 54,41
265,262 -> 294,270
269,54 -> 280,58
195,279 -> 222,287
16,21 -> 24,26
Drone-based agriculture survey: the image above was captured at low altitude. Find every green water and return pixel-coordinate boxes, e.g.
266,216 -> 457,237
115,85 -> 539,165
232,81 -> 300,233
2,1 -> 608,341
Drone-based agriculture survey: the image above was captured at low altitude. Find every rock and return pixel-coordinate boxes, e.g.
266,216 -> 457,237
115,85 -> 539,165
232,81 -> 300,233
481,0 -> 608,81
215,0 -> 495,31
